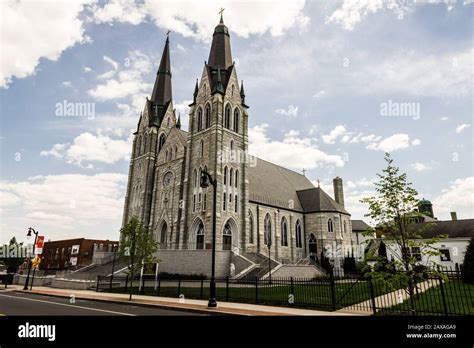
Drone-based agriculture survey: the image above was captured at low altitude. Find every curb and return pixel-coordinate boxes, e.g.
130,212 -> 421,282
12,289 -> 251,316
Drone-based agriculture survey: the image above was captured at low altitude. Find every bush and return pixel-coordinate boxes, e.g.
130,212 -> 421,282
462,237 -> 474,284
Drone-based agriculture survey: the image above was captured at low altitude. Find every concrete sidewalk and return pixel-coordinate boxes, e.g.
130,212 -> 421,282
4,285 -> 361,316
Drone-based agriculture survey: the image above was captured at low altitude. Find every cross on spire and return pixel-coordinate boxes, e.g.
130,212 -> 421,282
219,7 -> 225,23
302,168 -> 306,176
166,29 -> 171,37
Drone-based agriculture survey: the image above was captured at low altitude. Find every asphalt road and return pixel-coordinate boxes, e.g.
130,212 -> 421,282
0,291 -> 208,316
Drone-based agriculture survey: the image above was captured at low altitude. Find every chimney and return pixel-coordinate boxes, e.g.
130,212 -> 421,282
450,212 -> 457,221
333,176 -> 344,207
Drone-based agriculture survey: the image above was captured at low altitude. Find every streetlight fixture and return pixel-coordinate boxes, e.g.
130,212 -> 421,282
23,227 -> 38,290
200,168 -> 217,308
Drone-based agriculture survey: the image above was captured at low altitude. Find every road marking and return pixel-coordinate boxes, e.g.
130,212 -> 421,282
0,293 -> 136,316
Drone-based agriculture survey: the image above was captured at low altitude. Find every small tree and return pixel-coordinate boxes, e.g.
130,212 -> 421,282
0,237 -> 27,273
360,153 -> 446,311
462,237 -> 474,284
119,217 -> 159,300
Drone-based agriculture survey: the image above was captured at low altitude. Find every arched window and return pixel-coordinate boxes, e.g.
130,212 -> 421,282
223,166 -> 228,185
343,220 -> 347,234
230,140 -> 234,151
235,170 -> 239,188
167,117 -> 170,127
281,217 -> 288,247
160,222 -> 167,246
200,140 -> 204,157
249,211 -> 254,244
223,222 -> 232,250
223,193 -> 227,211
296,220 -> 302,248
229,168 -> 233,186
193,169 -> 198,188
233,108 -> 239,133
205,104 -> 211,128
234,194 -> 238,213
328,219 -> 334,233
143,136 -> 147,154
197,108 -> 203,132
264,213 -> 272,246
158,133 -> 166,151
165,149 -> 169,161
231,84 -> 234,97
174,145 -> 178,159
224,104 -> 231,129
196,221 -> 205,250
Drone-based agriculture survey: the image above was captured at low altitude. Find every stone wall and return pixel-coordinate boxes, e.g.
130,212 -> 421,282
157,249 -> 231,277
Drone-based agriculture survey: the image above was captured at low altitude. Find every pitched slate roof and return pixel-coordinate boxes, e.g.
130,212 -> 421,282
296,187 -> 350,215
352,220 -> 370,232
407,219 -> 474,239
248,158 -> 314,211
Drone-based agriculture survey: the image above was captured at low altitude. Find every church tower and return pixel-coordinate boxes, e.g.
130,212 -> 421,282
183,15 -> 250,252
122,34 -> 178,237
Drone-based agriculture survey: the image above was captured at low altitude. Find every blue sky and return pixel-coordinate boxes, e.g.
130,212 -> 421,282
1,0 -> 473,244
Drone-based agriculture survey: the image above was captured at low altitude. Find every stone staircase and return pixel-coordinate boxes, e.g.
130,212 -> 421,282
236,252 -> 280,280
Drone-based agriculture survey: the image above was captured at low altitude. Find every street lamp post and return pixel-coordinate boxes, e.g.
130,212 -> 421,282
110,244 -> 118,292
23,227 -> 38,290
200,168 -> 217,308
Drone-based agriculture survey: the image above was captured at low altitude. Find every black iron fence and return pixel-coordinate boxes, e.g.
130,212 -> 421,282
96,268 -> 473,316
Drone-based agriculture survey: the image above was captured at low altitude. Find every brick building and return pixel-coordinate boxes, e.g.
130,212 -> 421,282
40,238 -> 118,270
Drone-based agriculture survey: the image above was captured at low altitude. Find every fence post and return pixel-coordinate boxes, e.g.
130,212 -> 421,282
96,275 -> 100,292
225,276 -> 229,301
438,274 -> 449,316
124,275 -> 129,294
369,278 -> 377,315
200,276 -> 204,299
255,276 -> 259,304
330,271 -> 337,311
290,277 -> 294,306
177,277 -> 181,297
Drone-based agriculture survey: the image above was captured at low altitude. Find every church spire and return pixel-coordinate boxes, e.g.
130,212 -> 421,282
208,12 -> 232,70
176,113 -> 181,129
151,33 -> 172,106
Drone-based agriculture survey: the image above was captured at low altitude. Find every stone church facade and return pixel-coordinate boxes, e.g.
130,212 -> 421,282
122,16 -> 352,277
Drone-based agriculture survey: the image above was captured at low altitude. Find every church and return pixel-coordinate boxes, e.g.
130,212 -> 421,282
121,15 -> 353,278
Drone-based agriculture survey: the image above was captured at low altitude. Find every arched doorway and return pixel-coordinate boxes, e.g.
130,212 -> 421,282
308,233 -> 317,261
194,219 -> 205,250
223,222 -> 232,250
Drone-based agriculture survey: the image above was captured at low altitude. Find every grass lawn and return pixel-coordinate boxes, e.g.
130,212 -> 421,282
378,280 -> 474,315
108,278 -> 396,311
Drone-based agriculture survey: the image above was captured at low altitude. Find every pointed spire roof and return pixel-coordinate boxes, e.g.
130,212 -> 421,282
151,34 -> 172,106
193,79 -> 199,99
208,15 -> 232,70
176,113 -> 181,129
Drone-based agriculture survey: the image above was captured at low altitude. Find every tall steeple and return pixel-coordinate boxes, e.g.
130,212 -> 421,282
208,13 -> 233,70
151,33 -> 172,107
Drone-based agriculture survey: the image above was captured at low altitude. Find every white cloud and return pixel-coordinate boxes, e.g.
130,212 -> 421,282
249,123 -> 344,169
275,105 -> 299,118
322,125 -> 347,144
326,0 -> 462,31
411,162 -> 431,172
83,66 -> 93,73
176,43 -> 187,52
366,133 -> 419,152
411,138 -> 421,146
61,81 -> 73,88
313,90 -> 326,99
440,117 -> 449,121
432,177 -> 474,220
1,0 -> 92,88
90,0 -> 147,25
0,173 -> 127,240
88,50 -> 153,100
41,130 -> 133,167
141,0 -> 309,42
455,123 -> 471,134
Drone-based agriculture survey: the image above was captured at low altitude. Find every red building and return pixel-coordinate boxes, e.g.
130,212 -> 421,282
40,238 -> 118,270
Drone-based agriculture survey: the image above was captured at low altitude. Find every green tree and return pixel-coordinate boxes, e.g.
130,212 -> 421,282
119,217 -> 159,300
0,237 -> 27,273
360,153 -> 446,311
462,237 -> 474,284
